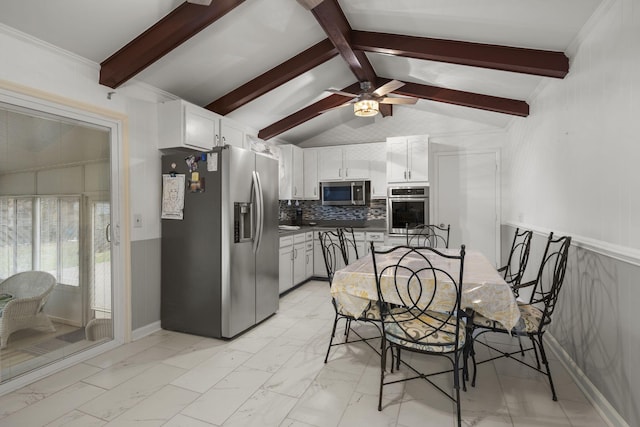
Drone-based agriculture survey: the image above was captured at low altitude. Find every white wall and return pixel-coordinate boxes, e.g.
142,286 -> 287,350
503,1 -> 640,424
503,0 -> 640,248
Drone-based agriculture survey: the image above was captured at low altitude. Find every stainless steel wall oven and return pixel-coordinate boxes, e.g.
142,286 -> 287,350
387,186 -> 429,235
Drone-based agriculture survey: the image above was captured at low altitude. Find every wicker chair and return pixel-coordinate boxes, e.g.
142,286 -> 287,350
85,318 -> 113,341
0,271 -> 56,348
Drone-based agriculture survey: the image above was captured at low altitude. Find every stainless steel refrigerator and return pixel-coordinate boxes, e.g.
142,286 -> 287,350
161,146 -> 279,339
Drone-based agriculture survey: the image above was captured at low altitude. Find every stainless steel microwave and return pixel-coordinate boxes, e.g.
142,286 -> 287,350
321,180 -> 370,206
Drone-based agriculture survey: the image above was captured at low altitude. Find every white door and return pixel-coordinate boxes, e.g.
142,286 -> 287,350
432,150 -> 500,265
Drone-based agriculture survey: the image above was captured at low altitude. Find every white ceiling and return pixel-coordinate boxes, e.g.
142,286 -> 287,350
0,0 -> 603,146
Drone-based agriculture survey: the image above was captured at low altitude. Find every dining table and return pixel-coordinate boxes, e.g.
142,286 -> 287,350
330,247 -> 521,331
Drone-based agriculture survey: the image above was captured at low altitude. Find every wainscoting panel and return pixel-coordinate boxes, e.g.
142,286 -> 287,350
502,224 -> 636,427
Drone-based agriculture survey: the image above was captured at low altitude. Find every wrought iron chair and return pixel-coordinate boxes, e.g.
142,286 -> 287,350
406,224 -> 451,248
499,227 -> 533,295
371,244 -> 467,426
336,227 -> 359,264
319,231 -> 381,363
469,232 -> 571,401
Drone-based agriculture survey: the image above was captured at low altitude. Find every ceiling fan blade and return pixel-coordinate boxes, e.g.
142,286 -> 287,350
326,89 -> 359,98
379,96 -> 418,105
372,80 -> 405,97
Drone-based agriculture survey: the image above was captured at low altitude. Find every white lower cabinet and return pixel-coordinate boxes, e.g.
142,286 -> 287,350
314,234 -> 327,278
280,231 -> 314,294
364,231 -> 385,255
279,238 -> 294,294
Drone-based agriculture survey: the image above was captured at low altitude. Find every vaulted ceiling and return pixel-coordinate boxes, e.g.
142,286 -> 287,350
0,0 -> 603,145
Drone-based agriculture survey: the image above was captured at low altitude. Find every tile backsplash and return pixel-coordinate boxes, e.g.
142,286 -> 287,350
279,199 -> 386,222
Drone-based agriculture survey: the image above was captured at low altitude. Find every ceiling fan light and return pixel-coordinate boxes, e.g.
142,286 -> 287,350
354,99 -> 379,117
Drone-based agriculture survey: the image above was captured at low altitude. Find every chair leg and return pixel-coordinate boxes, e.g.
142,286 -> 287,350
378,338 -> 387,411
530,335 -> 541,369
324,313 -> 340,363
345,318 -> 351,340
537,334 -> 558,401
453,354 -> 462,426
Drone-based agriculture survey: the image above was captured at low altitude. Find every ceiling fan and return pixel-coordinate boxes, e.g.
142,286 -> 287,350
326,80 -> 418,117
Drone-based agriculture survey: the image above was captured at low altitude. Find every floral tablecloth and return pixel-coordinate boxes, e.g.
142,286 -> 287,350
330,248 -> 521,331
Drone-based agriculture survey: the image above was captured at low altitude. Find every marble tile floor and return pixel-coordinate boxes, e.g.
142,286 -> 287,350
0,280 -> 608,426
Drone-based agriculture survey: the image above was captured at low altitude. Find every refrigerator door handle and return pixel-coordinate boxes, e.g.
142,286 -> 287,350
252,171 -> 264,254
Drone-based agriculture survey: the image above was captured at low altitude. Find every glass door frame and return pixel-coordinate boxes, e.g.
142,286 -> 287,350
0,86 -> 128,394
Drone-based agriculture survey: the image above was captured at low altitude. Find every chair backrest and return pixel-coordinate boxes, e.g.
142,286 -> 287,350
406,224 -> 450,248
337,227 -> 359,264
0,271 -> 56,299
371,243 -> 466,349
528,232 -> 571,330
503,228 -> 533,291
318,230 -> 344,284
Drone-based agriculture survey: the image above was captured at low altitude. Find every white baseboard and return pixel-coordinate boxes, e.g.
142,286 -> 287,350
132,321 -> 161,341
545,334 -> 629,427
48,315 -> 82,328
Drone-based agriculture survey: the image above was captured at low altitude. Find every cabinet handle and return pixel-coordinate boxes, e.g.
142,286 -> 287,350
222,136 -> 226,145
215,134 -> 220,146
408,170 -> 411,180
345,168 -> 349,177
404,171 -> 407,180
314,187 -> 317,196
291,251 -> 294,261
339,168 -> 342,177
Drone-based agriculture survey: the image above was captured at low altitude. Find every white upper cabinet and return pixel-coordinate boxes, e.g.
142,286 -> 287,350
318,145 -> 370,181
317,146 -> 344,180
343,145 -> 370,180
219,117 -> 246,149
386,135 -> 429,184
158,99 -> 221,151
366,142 -> 387,198
303,149 -> 319,199
279,144 -> 304,200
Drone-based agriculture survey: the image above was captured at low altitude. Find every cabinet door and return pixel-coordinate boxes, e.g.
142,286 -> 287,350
279,246 -> 294,293
368,142 -> 387,197
407,137 -> 429,182
292,146 -> 304,198
314,238 -> 328,278
343,145 -> 370,179
220,118 -> 245,148
386,138 -> 408,183
318,147 -> 344,180
293,242 -> 306,285
184,103 -> 218,150
303,149 -> 319,199
305,249 -> 314,280
278,145 -> 293,200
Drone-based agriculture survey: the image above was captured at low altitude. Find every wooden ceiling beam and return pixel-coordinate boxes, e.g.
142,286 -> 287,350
353,31 -> 569,78
206,39 -> 338,115
307,0 -> 377,83
258,82 -> 361,140
385,79 -> 529,116
99,0 -> 245,88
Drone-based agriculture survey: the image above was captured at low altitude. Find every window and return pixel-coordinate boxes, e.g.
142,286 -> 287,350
0,195 -> 80,285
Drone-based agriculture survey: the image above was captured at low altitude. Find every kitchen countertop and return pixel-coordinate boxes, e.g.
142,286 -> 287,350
278,219 -> 387,237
